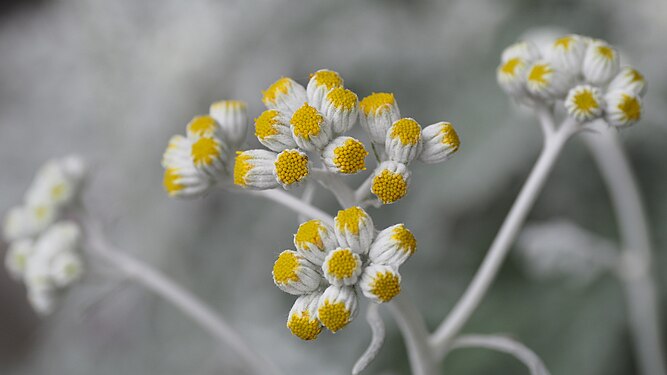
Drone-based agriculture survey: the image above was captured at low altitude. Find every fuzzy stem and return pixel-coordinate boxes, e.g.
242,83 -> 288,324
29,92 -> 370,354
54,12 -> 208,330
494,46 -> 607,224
452,334 -> 551,375
389,295 -> 439,375
430,118 -> 578,357
247,189 -> 335,226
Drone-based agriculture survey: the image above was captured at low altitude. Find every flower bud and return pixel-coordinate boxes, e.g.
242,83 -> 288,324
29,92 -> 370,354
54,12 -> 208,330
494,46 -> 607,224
50,252 -> 84,288
419,122 -> 460,164
371,161 -> 411,205
317,285 -> 358,333
287,292 -> 323,340
604,90 -> 642,128
322,248 -> 363,286
525,60 -> 574,100
359,264 -> 401,303
294,220 -> 338,266
564,85 -> 604,122
359,93 -> 401,144
262,77 -> 307,115
607,67 -> 647,97
368,224 -> 417,268
321,136 -> 368,175
582,40 -> 620,86
334,206 -> 375,255
5,239 -> 35,280
385,118 -> 423,164
546,35 -> 587,76
273,149 -> 310,189
306,69 -> 343,111
321,87 -> 359,134
209,100 -> 248,148
272,250 -> 322,295
233,149 -> 278,190
190,136 -> 229,178
254,109 -> 296,152
290,103 -> 333,151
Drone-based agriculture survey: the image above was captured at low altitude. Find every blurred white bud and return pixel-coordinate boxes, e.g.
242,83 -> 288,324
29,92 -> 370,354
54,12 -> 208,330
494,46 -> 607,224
49,251 -> 84,288
582,40 -> 620,86
604,90 -> 642,128
4,238 -> 35,280
564,85 -> 605,122
607,67 -> 647,97
209,100 -> 248,148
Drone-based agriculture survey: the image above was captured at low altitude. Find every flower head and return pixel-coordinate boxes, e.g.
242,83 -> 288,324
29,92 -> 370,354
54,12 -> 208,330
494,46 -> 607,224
359,93 -> 401,144
564,85 -> 604,122
545,34 -> 587,76
525,60 -> 573,99
209,100 -> 249,148
604,90 -> 642,128
254,109 -> 296,152
582,40 -> 620,86
287,292 -> 323,340
334,206 -> 375,255
290,103 -> 333,151
419,122 -> 460,164
274,149 -> 310,188
321,87 -> 359,134
371,161 -> 411,205
294,219 -> 338,266
262,77 -> 308,114
322,136 -> 368,175
385,118 -> 423,164
608,67 -> 647,97
233,149 -> 279,190
272,250 -> 322,295
306,69 -> 344,111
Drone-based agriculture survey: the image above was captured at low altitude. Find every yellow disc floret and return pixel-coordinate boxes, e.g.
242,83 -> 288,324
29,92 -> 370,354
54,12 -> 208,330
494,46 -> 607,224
390,118 -> 421,145
528,63 -> 551,85
187,115 -> 218,137
573,89 -> 599,114
597,45 -> 614,60
255,110 -> 280,140
327,87 -> 357,110
370,271 -> 401,302
325,249 -> 359,279
275,150 -> 309,185
372,169 -> 408,204
191,137 -> 221,166
291,104 -> 323,139
295,220 -> 324,250
163,168 -> 184,196
553,36 -> 574,50
628,69 -> 644,83
336,207 -> 366,235
391,225 -> 417,255
440,123 -> 460,151
273,251 -> 300,285
233,152 -> 252,186
500,57 -> 523,77
619,94 -> 641,122
333,138 -> 368,174
312,70 -> 343,90
263,77 -> 291,104
318,300 -> 351,333
360,93 -> 395,115
287,311 -> 322,340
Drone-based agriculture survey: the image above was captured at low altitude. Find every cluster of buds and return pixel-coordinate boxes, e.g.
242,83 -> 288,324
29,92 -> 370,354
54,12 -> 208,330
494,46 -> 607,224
272,206 -> 417,340
497,34 -> 647,127
161,69 -> 460,205
2,156 -> 86,315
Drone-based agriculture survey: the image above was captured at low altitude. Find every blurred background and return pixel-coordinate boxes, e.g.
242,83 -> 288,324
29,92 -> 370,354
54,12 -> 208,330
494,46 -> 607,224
1,0 -> 666,374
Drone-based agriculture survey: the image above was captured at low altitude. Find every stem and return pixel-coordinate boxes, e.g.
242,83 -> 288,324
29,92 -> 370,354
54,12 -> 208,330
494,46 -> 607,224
582,125 -> 666,375
388,295 -> 439,375
311,169 -> 356,207
84,221 -> 281,375
246,189 -> 334,226
430,118 -> 578,357
354,171 -> 376,203
452,334 -> 551,375
298,180 -> 317,223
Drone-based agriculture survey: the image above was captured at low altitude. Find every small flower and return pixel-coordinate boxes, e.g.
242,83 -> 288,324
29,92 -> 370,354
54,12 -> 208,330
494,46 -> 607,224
25,157 -> 86,208
3,205 -> 57,242
359,264 -> 401,303
501,40 -> 541,63
274,149 -> 310,189
317,285 -> 358,333
254,109 -> 296,152
604,90 -> 642,128
5,238 -> 34,280
368,224 -> 417,268
545,34 -> 587,76
525,59 -> 573,99
321,87 -> 359,134
49,251 -> 84,288
497,56 -> 531,98
209,100 -> 249,148
190,136 -> 229,178
607,67 -> 647,97
33,221 -> 81,261
306,69 -> 344,111
287,292 -> 324,340
272,250 -> 322,295
385,118 -> 423,164
582,40 -> 620,86
262,77 -> 308,114
564,85 -> 604,122
359,93 -> 401,144
290,103 -> 333,151
186,115 -> 220,139
233,149 -> 279,189
321,136 -> 368,175
418,121 -> 460,164
371,161 -> 411,205
322,248 -> 363,286
294,219 -> 338,266
162,166 -> 211,199
334,206 -> 375,255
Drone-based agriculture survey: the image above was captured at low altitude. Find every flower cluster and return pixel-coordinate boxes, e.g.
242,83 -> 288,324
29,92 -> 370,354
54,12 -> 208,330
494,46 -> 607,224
2,156 -> 86,315
161,69 -> 460,205
497,34 -> 647,127
271,206 -> 417,340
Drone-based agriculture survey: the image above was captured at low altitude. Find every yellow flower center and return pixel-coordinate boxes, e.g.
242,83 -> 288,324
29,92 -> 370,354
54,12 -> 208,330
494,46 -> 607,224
255,110 -> 280,140
163,168 -> 184,195
370,271 -> 401,302
233,152 -> 252,186
619,95 -> 641,121
325,249 -> 360,279
390,118 -> 421,145
275,150 -> 309,185
597,46 -> 614,60
359,93 -> 395,115
191,137 -> 221,166
318,300 -> 351,333
335,207 -> 366,235
553,36 -> 573,50
333,138 -> 368,174
187,115 -> 218,137
51,183 -> 66,200
287,311 -> 321,341
291,103 -> 323,139
262,77 -> 291,104
500,57 -> 523,76
295,220 -> 325,251
326,87 -> 357,110
273,251 -> 300,285
440,123 -> 460,151
573,89 -> 599,113
391,225 -> 417,255
34,205 -> 48,220
372,169 -> 407,204
628,69 -> 644,83
312,70 -> 343,90
528,63 -> 552,85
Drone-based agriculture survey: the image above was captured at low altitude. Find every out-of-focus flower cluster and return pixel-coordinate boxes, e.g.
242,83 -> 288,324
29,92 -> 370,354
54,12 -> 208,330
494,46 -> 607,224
161,69 -> 460,205
271,206 -> 416,340
2,156 -> 86,315
497,34 -> 647,127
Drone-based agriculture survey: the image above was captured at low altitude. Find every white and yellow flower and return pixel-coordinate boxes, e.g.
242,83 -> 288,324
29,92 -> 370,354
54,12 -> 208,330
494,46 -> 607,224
322,247 -> 363,286
294,219 -> 338,266
25,156 -> 86,209
209,100 -> 248,148
3,204 -> 57,242
525,59 -> 573,99
607,67 -> 647,97
359,264 -> 402,303
185,115 -> 221,139
321,136 -> 368,175
50,251 -> 84,288
564,85 -> 604,122
497,56 -> 531,98
386,118 -> 423,164
368,224 -> 417,268
254,109 -> 296,152
582,40 -> 620,86
262,77 -> 308,114
604,90 -> 642,128
233,149 -> 279,190
334,206 -> 375,255
274,149 -> 310,189
5,238 -> 34,280
290,103 -> 333,151
371,161 -> 411,205
316,285 -> 358,333
162,135 -> 211,198
306,69 -> 344,112
287,292 -> 324,340
419,121 -> 460,164
272,250 -> 322,295
321,87 -> 359,134
190,135 -> 229,178
545,34 -> 587,76
359,92 -> 401,144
